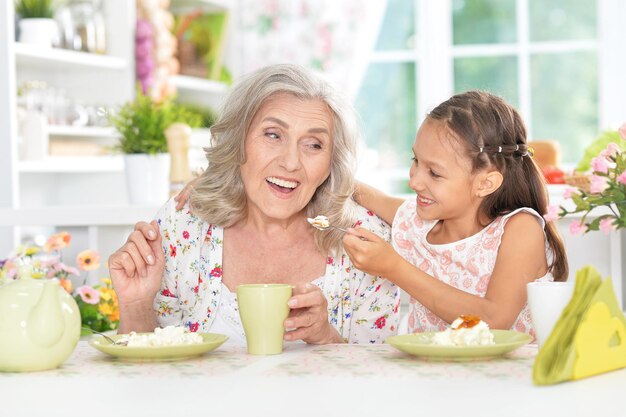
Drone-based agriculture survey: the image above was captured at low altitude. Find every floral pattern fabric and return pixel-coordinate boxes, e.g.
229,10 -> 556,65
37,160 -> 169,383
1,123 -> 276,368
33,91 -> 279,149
153,199 -> 400,344
392,199 -> 553,337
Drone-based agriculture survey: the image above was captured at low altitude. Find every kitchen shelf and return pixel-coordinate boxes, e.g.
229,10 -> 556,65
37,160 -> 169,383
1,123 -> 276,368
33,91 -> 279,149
14,42 -> 127,70
0,205 -> 160,226
170,0 -> 230,13
18,156 -> 123,173
47,125 -> 120,139
171,75 -> 229,94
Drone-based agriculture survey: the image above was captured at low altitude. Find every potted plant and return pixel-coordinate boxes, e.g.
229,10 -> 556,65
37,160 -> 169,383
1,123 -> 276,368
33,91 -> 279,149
110,90 -> 202,204
15,0 -> 58,47
544,123 -> 626,234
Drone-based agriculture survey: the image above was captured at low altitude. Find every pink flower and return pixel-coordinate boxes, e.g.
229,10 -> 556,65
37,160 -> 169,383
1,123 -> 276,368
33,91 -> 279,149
599,218 -> 614,235
619,122 -> 626,140
600,142 -> 621,159
589,175 -> 609,194
543,205 -> 560,222
617,170 -> 626,185
591,157 -> 609,174
569,221 -> 588,235
46,262 -> 80,278
563,187 -> 577,199
76,285 -> 100,305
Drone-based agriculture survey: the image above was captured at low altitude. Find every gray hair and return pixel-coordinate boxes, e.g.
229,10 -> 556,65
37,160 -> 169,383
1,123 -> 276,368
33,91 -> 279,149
189,64 -> 360,255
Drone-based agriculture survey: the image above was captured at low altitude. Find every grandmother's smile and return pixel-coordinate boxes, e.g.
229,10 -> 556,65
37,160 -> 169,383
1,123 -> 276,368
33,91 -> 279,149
266,176 -> 300,194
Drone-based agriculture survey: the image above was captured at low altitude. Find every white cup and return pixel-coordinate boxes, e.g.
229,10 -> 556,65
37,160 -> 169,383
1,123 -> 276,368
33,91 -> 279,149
527,281 -> 575,347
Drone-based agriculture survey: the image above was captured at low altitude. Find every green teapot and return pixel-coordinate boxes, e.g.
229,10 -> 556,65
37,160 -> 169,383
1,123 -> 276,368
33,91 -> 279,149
0,269 -> 81,372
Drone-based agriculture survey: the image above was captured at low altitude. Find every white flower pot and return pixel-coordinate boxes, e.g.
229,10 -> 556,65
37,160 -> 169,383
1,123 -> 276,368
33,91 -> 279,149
18,18 -> 59,47
123,153 -> 171,205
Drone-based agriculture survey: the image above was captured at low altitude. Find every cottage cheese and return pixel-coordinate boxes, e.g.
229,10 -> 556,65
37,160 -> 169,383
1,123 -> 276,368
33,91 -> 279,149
432,315 -> 495,346
307,215 -> 330,230
120,325 -> 203,347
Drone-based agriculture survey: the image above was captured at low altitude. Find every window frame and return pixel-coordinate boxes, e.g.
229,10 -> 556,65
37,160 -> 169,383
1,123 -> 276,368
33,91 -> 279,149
364,0 -> 626,178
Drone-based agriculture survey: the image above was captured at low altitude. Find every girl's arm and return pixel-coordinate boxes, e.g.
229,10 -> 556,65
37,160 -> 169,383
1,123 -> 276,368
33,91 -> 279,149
344,212 -> 548,329
354,181 -> 404,225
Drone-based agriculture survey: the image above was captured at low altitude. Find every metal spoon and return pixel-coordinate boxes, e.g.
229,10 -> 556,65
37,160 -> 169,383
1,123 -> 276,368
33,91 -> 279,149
82,327 -> 128,346
307,216 -> 347,233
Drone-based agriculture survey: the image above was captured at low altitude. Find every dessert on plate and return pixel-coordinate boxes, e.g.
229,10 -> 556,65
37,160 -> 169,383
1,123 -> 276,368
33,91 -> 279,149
431,315 -> 495,346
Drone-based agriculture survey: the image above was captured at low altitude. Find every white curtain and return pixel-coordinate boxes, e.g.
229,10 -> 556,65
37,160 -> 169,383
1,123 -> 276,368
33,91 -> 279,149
236,0 -> 387,99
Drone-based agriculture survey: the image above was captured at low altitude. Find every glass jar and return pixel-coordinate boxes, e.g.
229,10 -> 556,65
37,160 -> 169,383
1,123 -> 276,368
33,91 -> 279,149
68,0 -> 96,53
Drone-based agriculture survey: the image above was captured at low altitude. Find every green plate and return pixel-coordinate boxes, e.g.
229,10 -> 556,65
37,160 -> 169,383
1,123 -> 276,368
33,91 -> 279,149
89,333 -> 229,361
385,330 -> 532,361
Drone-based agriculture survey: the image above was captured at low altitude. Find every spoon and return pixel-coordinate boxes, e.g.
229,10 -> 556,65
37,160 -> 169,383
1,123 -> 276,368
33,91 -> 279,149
82,327 -> 128,346
306,216 -> 347,233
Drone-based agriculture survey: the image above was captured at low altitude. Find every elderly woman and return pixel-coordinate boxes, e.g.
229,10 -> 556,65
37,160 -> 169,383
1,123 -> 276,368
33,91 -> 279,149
109,64 -> 399,345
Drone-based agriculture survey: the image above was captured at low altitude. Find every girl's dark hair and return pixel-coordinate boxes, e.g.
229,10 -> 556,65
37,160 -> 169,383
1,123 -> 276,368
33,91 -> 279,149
427,90 -> 568,281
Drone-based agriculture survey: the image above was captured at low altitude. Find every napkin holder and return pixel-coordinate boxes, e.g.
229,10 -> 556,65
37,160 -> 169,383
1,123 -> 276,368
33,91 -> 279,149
533,265 -> 626,385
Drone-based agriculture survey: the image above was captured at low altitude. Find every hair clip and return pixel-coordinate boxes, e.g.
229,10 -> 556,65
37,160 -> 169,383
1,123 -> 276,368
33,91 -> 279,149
521,146 -> 534,158
479,147 -> 484,153
498,146 -> 502,153
515,144 -> 519,151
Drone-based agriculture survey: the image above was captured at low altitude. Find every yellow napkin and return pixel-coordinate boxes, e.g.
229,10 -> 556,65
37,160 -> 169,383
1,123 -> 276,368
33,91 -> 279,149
533,265 -> 626,385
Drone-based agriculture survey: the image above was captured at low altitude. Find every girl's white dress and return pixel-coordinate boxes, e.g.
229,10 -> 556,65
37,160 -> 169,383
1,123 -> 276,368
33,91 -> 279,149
392,199 -> 553,337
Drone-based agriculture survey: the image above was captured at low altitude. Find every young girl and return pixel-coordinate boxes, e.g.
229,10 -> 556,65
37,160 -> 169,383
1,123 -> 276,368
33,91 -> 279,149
343,90 -> 568,335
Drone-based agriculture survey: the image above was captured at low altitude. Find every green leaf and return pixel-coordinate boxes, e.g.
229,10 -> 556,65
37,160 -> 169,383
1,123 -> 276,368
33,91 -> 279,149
586,215 -> 613,232
15,0 -> 54,18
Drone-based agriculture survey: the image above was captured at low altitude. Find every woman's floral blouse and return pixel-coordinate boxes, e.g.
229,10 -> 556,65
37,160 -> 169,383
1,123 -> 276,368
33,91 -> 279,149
153,199 -> 400,343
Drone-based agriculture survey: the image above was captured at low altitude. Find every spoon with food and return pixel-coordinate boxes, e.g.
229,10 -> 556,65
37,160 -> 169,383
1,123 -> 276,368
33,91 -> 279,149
82,327 -> 128,346
306,215 -> 347,233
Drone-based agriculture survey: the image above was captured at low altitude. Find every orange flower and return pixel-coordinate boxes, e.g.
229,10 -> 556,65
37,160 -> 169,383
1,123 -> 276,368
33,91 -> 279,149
43,232 -> 71,252
76,250 -> 101,271
58,278 -> 73,294
108,308 -> 120,323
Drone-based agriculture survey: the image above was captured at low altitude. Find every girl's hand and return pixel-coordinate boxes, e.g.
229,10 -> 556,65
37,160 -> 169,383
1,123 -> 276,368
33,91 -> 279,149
284,283 -> 343,344
173,177 -> 199,210
343,227 -> 403,278
108,220 -> 165,307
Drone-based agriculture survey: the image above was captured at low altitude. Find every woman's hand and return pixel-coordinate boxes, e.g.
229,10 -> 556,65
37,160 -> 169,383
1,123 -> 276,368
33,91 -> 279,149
283,283 -> 344,344
108,220 -> 165,308
343,227 -> 404,278
173,177 -> 199,210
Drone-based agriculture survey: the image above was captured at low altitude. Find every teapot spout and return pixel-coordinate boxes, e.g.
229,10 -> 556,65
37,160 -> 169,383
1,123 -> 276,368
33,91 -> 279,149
27,279 -> 65,347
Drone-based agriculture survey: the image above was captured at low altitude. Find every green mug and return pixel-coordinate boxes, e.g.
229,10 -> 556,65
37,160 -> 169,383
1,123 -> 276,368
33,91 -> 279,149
236,284 -> 292,355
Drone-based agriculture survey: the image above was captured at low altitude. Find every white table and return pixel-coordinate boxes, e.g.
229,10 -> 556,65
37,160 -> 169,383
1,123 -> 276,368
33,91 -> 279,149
2,341 -> 625,417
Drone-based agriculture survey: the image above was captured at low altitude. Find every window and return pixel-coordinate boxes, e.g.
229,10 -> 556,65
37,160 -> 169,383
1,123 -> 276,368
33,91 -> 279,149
355,0 -> 623,194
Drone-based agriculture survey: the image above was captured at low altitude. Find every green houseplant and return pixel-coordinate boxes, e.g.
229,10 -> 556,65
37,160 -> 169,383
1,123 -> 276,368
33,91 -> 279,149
110,91 -> 202,154
15,0 -> 54,18
15,0 -> 58,46
110,90 -> 202,204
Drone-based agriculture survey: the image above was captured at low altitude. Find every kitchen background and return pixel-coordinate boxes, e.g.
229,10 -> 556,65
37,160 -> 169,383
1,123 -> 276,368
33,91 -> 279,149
1,0 -> 625,306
